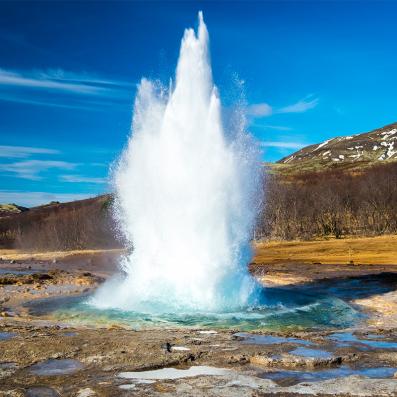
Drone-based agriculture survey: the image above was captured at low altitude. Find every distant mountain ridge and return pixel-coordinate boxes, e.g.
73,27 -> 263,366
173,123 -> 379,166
278,122 -> 397,172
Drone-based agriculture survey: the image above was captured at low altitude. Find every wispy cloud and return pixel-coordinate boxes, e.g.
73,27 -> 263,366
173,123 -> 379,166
0,68 -> 130,95
260,141 -> 307,149
248,96 -> 319,119
60,174 -> 107,184
0,68 -> 133,109
247,103 -> 273,117
0,92 -> 100,110
0,160 -> 77,180
0,190 -> 92,207
251,123 -> 293,131
0,145 -> 59,158
278,97 -> 319,114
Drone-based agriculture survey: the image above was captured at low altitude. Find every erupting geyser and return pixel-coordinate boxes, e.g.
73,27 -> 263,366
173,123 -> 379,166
93,12 -> 261,313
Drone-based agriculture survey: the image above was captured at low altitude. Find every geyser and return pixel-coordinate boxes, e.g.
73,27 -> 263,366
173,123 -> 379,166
93,12 -> 261,313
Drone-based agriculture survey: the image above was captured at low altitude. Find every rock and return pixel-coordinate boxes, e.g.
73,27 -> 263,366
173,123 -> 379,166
106,324 -> 124,331
32,273 -> 53,281
76,388 -> 96,397
162,342 -> 172,352
1,311 -> 14,317
250,353 -> 344,369
154,383 -> 176,393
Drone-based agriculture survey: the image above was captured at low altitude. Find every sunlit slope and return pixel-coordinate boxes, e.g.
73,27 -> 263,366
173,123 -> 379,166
276,122 -> 397,174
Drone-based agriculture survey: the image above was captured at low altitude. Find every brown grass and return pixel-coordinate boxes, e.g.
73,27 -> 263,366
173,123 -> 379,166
253,235 -> 397,265
0,248 -> 125,261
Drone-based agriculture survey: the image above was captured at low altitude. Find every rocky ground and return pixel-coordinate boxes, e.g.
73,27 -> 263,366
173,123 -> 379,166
1,254 -> 397,396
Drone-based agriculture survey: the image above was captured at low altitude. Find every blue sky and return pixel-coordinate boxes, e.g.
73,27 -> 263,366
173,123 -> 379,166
1,1 -> 396,206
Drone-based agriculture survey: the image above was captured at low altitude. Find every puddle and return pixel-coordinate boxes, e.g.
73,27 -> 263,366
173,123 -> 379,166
119,384 -> 136,390
29,359 -> 83,376
62,332 -> 77,337
119,379 -> 155,390
0,361 -> 17,376
118,366 -> 229,380
365,333 -> 386,339
329,332 -> 397,350
235,332 -> 313,346
0,332 -> 16,341
289,347 -> 333,359
259,365 -> 397,385
25,387 -> 61,397
0,362 -> 17,369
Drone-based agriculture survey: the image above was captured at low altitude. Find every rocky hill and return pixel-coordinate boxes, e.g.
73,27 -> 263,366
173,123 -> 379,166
278,122 -> 397,173
0,204 -> 29,218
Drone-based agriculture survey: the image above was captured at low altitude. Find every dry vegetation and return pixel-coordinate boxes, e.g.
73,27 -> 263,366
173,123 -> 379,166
257,162 -> 397,240
0,194 -> 122,250
0,161 -> 396,261
253,235 -> 397,265
0,248 -> 124,261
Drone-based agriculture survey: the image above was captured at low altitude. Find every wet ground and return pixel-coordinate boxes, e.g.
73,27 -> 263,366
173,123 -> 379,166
1,258 -> 397,396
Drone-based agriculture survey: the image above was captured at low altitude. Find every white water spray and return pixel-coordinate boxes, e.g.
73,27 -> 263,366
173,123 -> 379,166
93,12 -> 261,313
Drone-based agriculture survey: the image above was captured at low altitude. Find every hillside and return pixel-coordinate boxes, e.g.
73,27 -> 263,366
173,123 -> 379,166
0,203 -> 29,218
278,122 -> 397,173
1,122 -> 397,249
0,194 -> 120,250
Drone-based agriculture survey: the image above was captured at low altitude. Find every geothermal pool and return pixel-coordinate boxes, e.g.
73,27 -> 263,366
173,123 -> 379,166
26,283 -> 361,331
26,271 -> 397,331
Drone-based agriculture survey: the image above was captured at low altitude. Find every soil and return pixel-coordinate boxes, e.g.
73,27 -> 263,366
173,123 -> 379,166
1,251 -> 397,396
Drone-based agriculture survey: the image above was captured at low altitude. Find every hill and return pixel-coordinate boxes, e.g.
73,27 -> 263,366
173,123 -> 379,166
278,122 -> 397,174
1,121 -> 397,249
0,203 -> 29,218
0,195 -> 120,250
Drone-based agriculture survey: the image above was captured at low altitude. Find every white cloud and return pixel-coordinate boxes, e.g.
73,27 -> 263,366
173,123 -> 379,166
0,68 -> 130,95
0,190 -> 92,207
248,96 -> 319,119
0,69 -> 102,94
0,68 -> 133,108
0,160 -> 77,180
60,174 -> 107,184
0,145 -> 59,158
252,124 -> 292,131
247,103 -> 273,117
278,97 -> 319,114
260,141 -> 307,149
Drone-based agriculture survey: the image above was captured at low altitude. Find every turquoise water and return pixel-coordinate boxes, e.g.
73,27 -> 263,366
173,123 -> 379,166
26,285 -> 361,331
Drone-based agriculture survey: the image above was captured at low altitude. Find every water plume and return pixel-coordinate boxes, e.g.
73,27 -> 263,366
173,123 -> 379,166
92,12 -> 261,313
